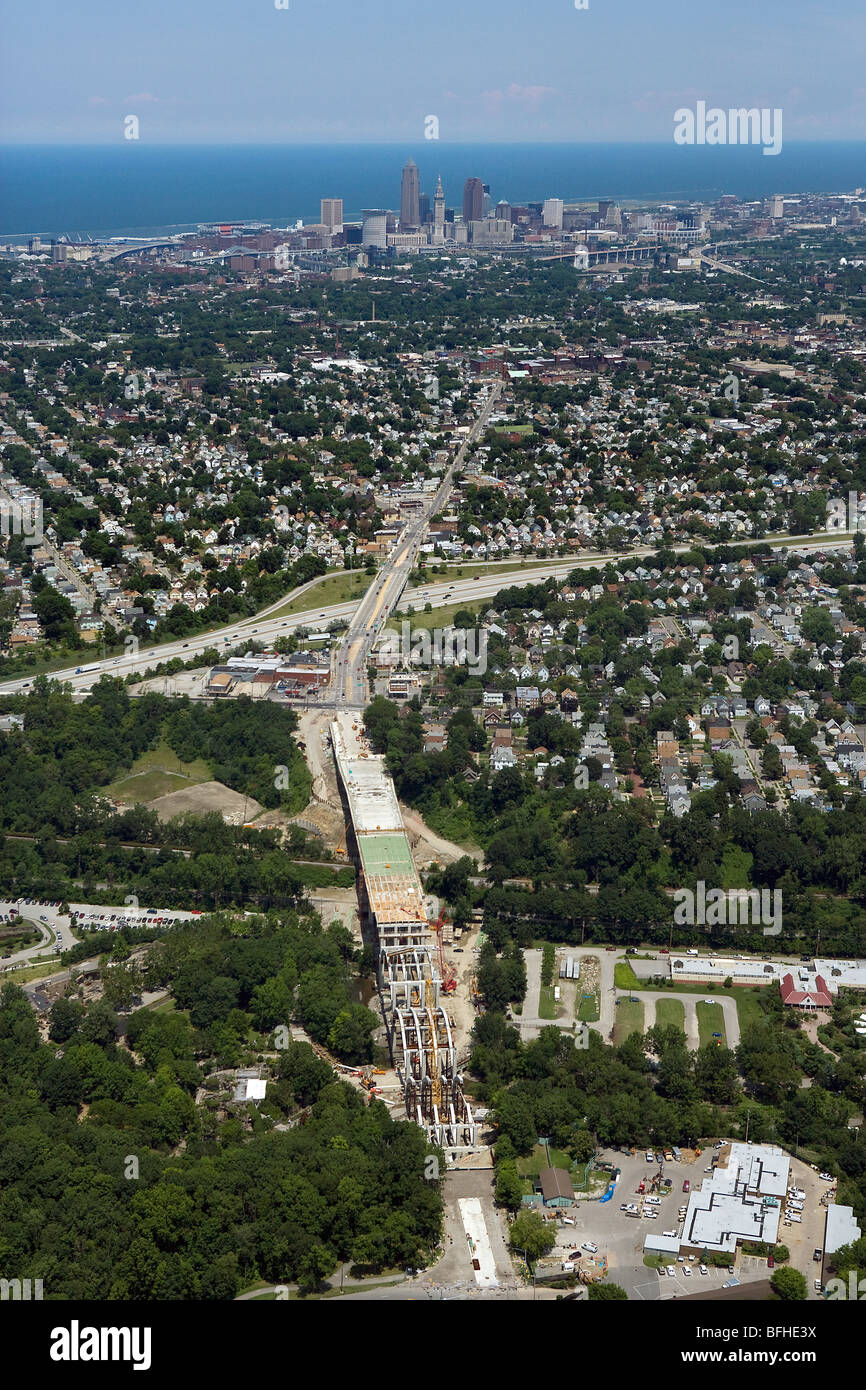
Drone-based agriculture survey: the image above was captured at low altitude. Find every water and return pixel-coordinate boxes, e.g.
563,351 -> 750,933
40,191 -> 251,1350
1,142 -> 864,240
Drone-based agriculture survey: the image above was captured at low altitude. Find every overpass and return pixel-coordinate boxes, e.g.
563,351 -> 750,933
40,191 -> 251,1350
538,245 -> 655,268
330,714 -> 476,1151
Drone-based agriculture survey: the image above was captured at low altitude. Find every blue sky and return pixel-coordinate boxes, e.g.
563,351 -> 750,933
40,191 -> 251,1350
1,0 -> 864,144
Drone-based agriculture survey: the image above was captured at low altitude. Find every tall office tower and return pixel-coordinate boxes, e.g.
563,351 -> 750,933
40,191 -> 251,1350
543,198 -> 564,230
361,211 -> 389,249
418,192 -> 430,224
598,198 -> 613,221
400,159 -> 421,229
463,177 -> 484,225
321,198 -> 344,232
495,201 -> 511,222
433,174 -> 446,242
770,195 -> 784,219
482,183 -> 492,216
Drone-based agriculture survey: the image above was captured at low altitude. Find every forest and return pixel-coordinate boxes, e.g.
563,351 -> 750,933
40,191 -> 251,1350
0,907 -> 434,1299
0,679 -> 319,911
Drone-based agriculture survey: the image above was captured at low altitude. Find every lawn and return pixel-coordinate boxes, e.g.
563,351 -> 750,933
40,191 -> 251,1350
632,980 -> 769,1036
391,599 -> 485,629
614,961 -> 640,990
538,985 -> 557,1020
103,740 -> 211,803
696,1001 -> 727,1048
516,1144 -> 574,1181
654,999 -> 686,1033
613,997 -> 645,1044
577,990 -> 600,1023
271,568 -> 371,619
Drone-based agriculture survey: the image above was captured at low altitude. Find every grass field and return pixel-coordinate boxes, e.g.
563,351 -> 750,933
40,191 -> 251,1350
391,600 -> 486,630
632,980 -> 768,1036
271,568 -> 371,619
614,961 -> 640,990
613,997 -> 645,1044
104,741 -> 211,803
696,1001 -> 727,1048
654,998 -> 686,1033
517,1144 -> 574,1181
538,985 -> 557,1020
577,990 -> 600,1023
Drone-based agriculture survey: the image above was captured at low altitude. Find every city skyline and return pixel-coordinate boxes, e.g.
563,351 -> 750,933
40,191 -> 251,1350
1,0 -> 865,144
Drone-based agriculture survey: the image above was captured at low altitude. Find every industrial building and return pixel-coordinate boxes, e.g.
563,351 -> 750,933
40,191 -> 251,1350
331,715 -> 476,1151
679,1143 -> 789,1255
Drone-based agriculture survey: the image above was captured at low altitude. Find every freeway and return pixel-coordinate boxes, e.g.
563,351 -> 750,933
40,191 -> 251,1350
0,519 -> 855,700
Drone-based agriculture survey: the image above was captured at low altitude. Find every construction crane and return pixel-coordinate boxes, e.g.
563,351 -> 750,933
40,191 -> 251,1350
430,911 -> 457,994
425,978 -> 442,1113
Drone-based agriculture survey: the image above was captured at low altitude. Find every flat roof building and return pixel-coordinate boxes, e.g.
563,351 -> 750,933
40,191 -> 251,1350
680,1143 -> 790,1255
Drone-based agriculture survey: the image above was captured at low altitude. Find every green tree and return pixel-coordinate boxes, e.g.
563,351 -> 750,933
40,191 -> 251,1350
509,1210 -> 556,1262
770,1266 -> 807,1301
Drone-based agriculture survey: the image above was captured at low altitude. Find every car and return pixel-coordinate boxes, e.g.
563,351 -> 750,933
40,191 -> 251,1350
567,1251 -> 581,1261
767,1255 -> 774,1268
819,1172 -> 834,1182
663,1229 -> 678,1238
703,999 -> 716,1005
814,1280 -> 823,1292
666,1265 -> 676,1278
712,1032 -> 722,1039
813,1248 -> 822,1262
656,1153 -> 664,1163
682,1265 -> 692,1276
683,1180 -> 690,1192
645,1151 -> 654,1163
699,1264 -> 708,1275
582,1242 -> 598,1254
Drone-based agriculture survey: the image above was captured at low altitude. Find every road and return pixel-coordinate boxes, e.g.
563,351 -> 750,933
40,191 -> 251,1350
0,528 -> 854,699
327,381 -> 502,710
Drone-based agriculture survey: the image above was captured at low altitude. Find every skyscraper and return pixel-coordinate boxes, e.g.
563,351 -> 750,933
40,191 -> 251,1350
463,177 -> 484,226
400,159 -> 420,229
433,175 -> 445,243
543,198 -> 564,230
321,198 -> 343,233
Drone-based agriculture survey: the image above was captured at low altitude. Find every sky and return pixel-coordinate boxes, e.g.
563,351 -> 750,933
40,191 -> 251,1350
1,0 -> 865,145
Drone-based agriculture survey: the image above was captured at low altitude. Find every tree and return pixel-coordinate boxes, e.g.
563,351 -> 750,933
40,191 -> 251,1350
509,1210 -> 555,1262
588,1281 -> 628,1300
770,1266 -> 807,1301
494,1161 -> 524,1211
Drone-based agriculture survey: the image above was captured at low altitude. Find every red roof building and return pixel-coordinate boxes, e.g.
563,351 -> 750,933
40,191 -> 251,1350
779,973 -> 832,1009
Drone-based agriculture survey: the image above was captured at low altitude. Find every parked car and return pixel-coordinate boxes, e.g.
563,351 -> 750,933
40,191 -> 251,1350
582,1241 -> 598,1254
699,1264 -> 708,1275
666,1265 -> 676,1277
819,1172 -> 834,1182
813,1248 -> 822,1262
683,1180 -> 690,1192
682,1265 -> 692,1276
767,1255 -> 774,1268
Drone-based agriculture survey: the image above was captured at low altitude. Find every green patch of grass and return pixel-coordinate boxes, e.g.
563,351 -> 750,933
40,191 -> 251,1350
613,998 -> 644,1044
492,423 -> 534,436
271,568 -> 371,619
391,600 -> 485,630
103,740 -> 212,803
696,1001 -> 726,1049
538,985 -> 557,1020
655,999 -> 686,1032
614,960 -> 640,990
577,991 -> 600,1023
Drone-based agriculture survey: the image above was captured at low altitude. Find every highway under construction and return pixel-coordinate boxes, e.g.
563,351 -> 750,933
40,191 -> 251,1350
330,713 -> 477,1152
304,387 -> 502,1153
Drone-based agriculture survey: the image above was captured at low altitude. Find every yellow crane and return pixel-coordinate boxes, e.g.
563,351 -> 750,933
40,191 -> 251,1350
425,978 -> 442,1113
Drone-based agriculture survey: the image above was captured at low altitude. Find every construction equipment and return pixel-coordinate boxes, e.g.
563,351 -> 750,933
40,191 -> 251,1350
425,977 -> 442,1113
430,910 -> 457,994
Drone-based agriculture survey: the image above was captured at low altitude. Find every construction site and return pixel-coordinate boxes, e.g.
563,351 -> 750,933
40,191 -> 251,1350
330,712 -> 478,1154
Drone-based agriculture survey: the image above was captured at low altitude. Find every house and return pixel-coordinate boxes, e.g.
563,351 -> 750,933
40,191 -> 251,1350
538,1167 -> 575,1208
779,973 -> 832,1010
